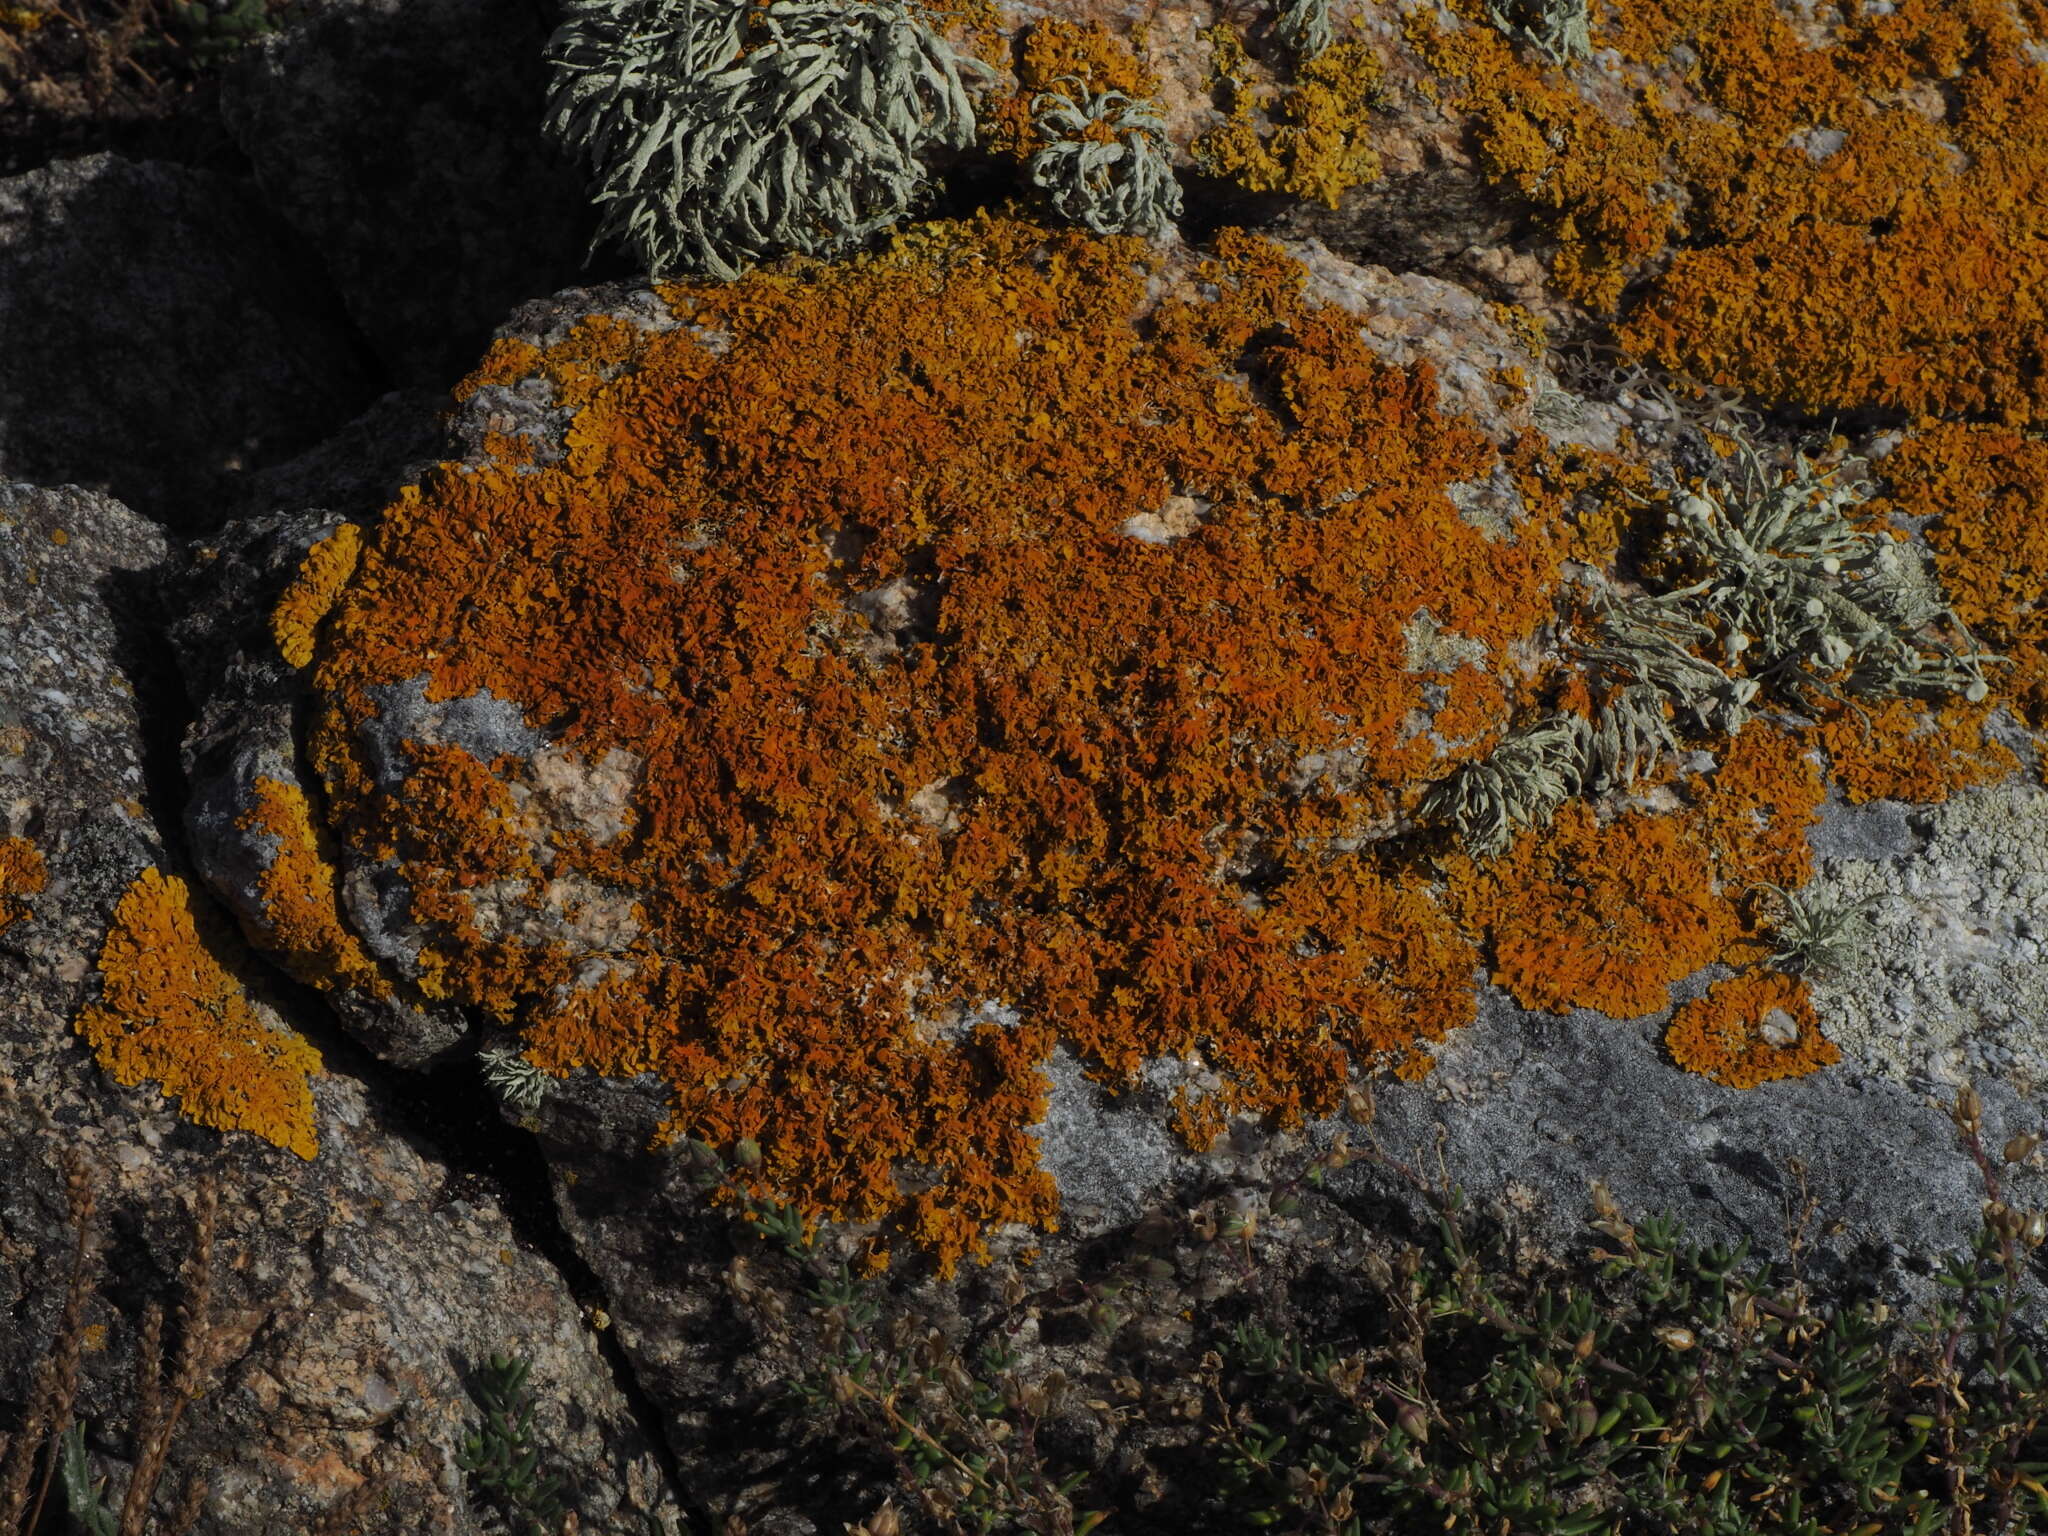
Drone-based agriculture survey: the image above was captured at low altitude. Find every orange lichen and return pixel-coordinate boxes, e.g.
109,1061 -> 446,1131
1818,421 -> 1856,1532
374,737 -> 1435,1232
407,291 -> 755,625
1691,723 -> 1826,894
1414,0 -> 2048,422
235,776 -> 388,997
1814,698 -> 2021,805
982,20 -> 1157,162
1447,723 -> 1828,1019
307,217 -> 1566,1273
1194,29 -> 1383,207
1665,970 -> 1838,1090
271,523 -> 362,670
74,868 -> 321,1159
1448,800 -> 1740,1019
1880,423 -> 2048,737
0,835 -> 47,934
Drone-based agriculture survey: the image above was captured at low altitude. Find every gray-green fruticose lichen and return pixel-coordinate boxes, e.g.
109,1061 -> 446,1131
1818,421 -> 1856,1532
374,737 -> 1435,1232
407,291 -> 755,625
1802,780 -> 2048,1096
1027,81 -> 1184,239
1424,434 -> 1998,859
542,0 -> 988,278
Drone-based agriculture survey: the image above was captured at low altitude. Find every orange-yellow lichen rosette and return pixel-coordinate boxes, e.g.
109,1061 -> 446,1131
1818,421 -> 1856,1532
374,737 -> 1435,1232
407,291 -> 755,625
1666,971 -> 1838,1091
298,220 -> 1574,1271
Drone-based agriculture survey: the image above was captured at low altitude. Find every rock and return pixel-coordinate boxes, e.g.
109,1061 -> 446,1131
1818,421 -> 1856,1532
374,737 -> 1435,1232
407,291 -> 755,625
0,481 -> 679,1535
217,0 -> 597,388
0,155 -> 379,530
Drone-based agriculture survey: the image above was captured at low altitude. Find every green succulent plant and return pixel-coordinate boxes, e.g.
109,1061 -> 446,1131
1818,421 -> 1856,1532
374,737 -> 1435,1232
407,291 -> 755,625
458,1353 -> 568,1536
1026,80 -> 1183,238
542,0 -> 989,279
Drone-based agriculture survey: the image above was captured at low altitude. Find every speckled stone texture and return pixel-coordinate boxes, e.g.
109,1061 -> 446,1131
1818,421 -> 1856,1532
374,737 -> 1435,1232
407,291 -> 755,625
0,481 -> 680,1535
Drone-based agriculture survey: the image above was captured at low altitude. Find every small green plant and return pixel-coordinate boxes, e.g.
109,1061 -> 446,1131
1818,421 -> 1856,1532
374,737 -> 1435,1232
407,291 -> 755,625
1026,79 -> 1183,238
156,0 -> 280,61
457,1353 -> 568,1536
1197,1084 -> 2048,1534
1480,0 -> 1592,65
542,0 -> 989,279
1751,881 -> 1872,975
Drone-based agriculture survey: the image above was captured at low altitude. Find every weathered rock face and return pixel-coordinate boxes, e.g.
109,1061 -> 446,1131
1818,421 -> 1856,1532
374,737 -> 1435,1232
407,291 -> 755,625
0,482 -> 679,1535
19,0 -> 2048,1528
0,155 -> 380,530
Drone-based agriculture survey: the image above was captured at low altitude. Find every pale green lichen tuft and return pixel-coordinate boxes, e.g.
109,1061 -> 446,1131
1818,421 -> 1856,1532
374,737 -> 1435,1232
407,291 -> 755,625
1274,0 -> 1333,64
1027,80 -> 1183,237
1479,0 -> 1591,66
542,0 -> 989,278
478,1042 -> 553,1113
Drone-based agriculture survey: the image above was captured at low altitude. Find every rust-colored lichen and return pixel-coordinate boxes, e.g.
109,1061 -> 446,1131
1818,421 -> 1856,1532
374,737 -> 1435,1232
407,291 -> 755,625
235,776 -> 388,998
1448,800 -> 1739,1019
1194,28 -> 1383,207
308,218 -> 1567,1273
1665,970 -> 1838,1090
1880,422 -> 2048,741
74,868 -> 321,1159
0,835 -> 46,934
982,20 -> 1158,163
271,523 -> 362,670
1414,0 -> 2048,422
1814,698 -> 2021,805
1446,723 -> 1826,1018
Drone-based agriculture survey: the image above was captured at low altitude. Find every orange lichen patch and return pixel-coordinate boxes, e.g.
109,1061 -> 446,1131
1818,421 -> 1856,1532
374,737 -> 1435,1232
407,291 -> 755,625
1690,723 -> 1826,894
1194,29 -> 1383,207
235,777 -> 388,997
307,217 -> 1569,1273
1880,423 -> 2048,734
74,868 -> 321,1159
450,338 -> 544,404
271,523 -> 362,670
1665,970 -> 1838,1090
1448,801 -> 1740,1019
1415,0 -> 2048,421
0,835 -> 47,934
982,20 -> 1157,161
1815,698 -> 2020,805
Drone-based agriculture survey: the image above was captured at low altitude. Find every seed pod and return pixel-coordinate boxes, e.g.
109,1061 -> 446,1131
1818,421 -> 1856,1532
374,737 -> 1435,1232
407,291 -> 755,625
2027,1210 -> 2048,1249
1534,1363 -> 1563,1392
734,1136 -> 762,1169
1574,1329 -> 1597,1360
1536,1399 -> 1564,1431
1655,1325 -> 1695,1351
1395,1402 -> 1429,1444
2005,1132 -> 2041,1165
1954,1083 -> 1984,1136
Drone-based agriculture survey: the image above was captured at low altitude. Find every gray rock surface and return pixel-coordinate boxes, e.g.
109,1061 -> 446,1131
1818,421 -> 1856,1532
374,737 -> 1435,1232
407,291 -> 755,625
0,481 -> 678,1535
0,155 -> 379,529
